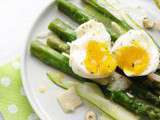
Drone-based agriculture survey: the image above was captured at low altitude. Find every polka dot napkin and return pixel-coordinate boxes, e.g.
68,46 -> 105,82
0,59 -> 39,120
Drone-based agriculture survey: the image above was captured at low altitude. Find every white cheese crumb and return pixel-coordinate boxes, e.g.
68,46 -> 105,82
38,86 -> 48,93
109,72 -> 132,91
143,18 -> 154,29
57,87 -> 82,113
126,92 -> 134,98
85,111 -> 97,120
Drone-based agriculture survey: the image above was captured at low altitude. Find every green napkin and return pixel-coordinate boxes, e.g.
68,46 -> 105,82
0,59 -> 39,120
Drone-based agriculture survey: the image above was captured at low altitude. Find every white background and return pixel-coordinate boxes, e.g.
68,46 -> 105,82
0,0 -> 51,65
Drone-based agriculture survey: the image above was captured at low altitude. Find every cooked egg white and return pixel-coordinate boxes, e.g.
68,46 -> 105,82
112,29 -> 160,76
69,20 -> 117,79
75,19 -> 110,38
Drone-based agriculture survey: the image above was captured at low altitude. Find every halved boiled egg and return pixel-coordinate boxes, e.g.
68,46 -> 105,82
69,20 -> 117,79
112,30 -> 160,76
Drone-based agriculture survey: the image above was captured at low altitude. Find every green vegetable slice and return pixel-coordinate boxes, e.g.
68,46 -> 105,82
76,82 -> 140,120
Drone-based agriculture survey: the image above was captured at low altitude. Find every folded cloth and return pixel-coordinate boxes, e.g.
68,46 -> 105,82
0,59 -> 39,120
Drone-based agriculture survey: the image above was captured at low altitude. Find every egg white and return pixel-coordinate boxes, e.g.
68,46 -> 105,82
75,19 -> 110,39
69,20 -> 112,79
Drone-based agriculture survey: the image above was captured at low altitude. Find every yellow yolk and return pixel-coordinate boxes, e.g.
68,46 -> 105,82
114,43 -> 150,75
84,40 -> 117,76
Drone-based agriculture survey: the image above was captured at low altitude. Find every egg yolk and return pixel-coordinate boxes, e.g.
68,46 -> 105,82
84,40 -> 117,76
114,42 -> 149,75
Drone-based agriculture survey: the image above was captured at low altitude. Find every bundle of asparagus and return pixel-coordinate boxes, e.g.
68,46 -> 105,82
30,0 -> 160,119
31,35 -> 160,120
56,0 -> 124,40
31,40 -> 160,120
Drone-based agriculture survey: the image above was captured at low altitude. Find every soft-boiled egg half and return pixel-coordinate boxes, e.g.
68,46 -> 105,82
69,20 -> 117,79
112,30 -> 160,76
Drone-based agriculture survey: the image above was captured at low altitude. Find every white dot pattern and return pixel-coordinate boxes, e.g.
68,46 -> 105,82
0,77 -> 11,87
0,60 -> 40,119
8,104 -> 18,114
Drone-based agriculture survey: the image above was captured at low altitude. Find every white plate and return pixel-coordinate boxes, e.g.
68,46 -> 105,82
21,0 -> 160,120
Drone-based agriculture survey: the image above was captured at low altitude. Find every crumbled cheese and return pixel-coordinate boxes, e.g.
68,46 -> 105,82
38,86 -> 48,93
109,72 -> 132,91
143,18 -> 154,29
126,92 -> 134,98
85,111 -> 97,120
57,87 -> 82,113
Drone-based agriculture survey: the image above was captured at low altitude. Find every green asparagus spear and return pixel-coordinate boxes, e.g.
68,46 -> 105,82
82,0 -> 132,31
130,83 -> 160,107
76,83 -> 139,120
47,72 -> 81,89
134,73 -> 160,91
48,18 -> 76,42
102,87 -> 160,120
31,40 -> 85,81
31,40 -> 110,85
56,0 -> 90,24
154,0 -> 160,9
47,33 -> 70,53
152,89 -> 160,96
31,40 -> 160,120
146,73 -> 160,90
83,4 -> 121,40
31,40 -> 70,73
56,0 -> 119,41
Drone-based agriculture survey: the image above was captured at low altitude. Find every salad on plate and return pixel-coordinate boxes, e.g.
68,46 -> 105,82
30,0 -> 160,119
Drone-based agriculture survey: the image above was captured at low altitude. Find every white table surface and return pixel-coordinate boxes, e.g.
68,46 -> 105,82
0,0 -> 51,65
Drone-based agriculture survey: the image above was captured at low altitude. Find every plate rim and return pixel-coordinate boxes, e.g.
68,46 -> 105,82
20,0 -> 160,120
21,1 -> 56,120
